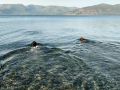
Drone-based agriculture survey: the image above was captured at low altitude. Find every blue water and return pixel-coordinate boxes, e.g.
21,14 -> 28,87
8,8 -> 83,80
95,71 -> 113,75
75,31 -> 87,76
0,15 -> 120,90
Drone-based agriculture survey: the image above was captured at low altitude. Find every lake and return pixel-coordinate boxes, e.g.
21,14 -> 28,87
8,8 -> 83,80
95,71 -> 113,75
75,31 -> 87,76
0,15 -> 120,90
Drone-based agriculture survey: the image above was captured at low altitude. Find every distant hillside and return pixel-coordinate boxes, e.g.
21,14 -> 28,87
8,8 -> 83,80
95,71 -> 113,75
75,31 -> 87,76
65,4 -> 120,15
0,4 -> 77,15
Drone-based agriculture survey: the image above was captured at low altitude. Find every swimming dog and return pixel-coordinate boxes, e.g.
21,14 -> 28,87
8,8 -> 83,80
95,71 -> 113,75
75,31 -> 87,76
31,41 -> 39,48
79,37 -> 86,43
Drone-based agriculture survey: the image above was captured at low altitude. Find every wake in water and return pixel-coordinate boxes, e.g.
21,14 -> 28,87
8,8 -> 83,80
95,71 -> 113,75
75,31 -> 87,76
0,39 -> 120,90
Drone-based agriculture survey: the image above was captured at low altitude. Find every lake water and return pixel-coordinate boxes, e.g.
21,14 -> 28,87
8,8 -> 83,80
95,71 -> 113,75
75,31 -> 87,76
0,15 -> 120,90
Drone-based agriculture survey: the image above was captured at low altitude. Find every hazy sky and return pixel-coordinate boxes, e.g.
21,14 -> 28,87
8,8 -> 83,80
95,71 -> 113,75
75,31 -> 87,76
0,0 -> 120,7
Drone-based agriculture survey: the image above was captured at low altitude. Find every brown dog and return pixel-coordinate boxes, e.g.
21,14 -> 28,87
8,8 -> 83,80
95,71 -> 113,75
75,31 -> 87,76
79,37 -> 86,43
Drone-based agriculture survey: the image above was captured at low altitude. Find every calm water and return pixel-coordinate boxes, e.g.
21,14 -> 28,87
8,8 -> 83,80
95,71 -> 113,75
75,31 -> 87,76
0,15 -> 120,90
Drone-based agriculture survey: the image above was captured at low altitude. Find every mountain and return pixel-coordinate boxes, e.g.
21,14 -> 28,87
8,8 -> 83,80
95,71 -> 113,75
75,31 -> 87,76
64,4 -> 120,15
0,4 -> 77,15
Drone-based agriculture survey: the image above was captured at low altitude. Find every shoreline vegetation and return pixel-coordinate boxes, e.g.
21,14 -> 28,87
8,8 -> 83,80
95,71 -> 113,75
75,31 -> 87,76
0,3 -> 120,15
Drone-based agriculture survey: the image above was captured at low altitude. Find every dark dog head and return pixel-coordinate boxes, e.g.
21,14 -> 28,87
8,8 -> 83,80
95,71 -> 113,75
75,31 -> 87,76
32,41 -> 37,47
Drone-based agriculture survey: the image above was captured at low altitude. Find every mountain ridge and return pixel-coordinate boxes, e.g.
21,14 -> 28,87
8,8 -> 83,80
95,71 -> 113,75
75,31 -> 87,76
0,4 -> 77,15
0,4 -> 120,15
64,3 -> 120,15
